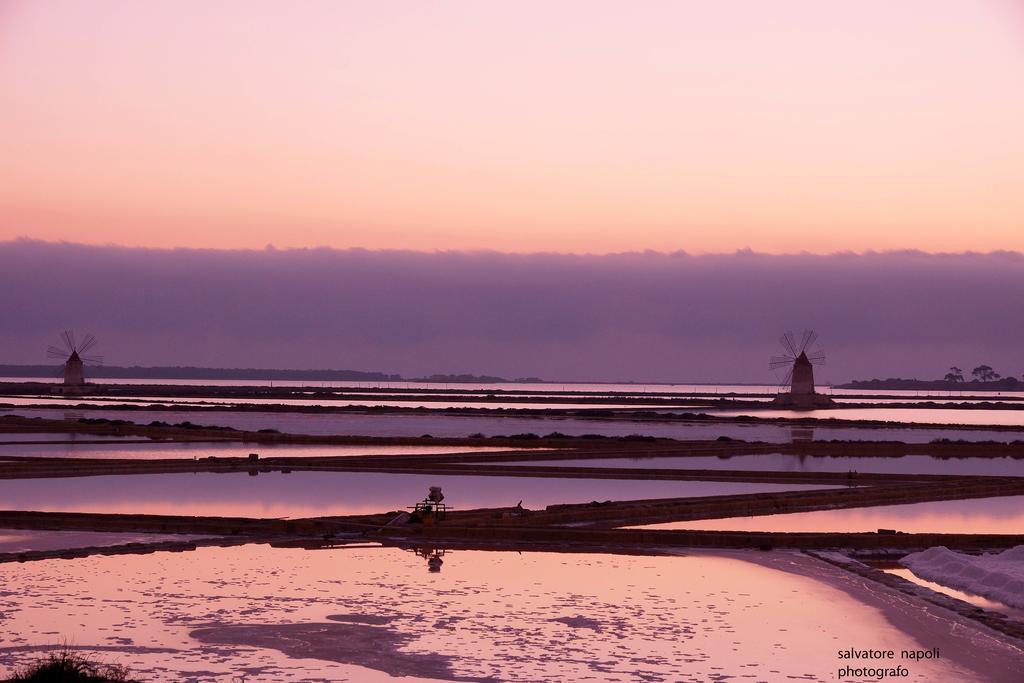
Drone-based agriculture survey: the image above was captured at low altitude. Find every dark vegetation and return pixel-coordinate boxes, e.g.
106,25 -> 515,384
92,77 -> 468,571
78,417 -> 239,431
413,373 -> 525,383
841,367 -> 1023,392
5,650 -> 137,682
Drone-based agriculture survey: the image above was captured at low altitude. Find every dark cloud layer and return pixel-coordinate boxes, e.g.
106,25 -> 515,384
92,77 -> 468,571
2,240 -> 1022,383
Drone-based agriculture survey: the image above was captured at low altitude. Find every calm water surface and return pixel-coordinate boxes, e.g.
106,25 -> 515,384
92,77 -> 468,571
7,376 -> 1024,398
628,495 -> 1024,534
0,529 -> 206,554
713,407 -> 1024,427
0,441 -> 529,460
0,471 -> 833,517
0,394 -> 675,410
0,432 -> 134,443
492,454 -> 1024,477
0,545 -> 994,682
1,378 -> 792,392
8,407 -> 1024,443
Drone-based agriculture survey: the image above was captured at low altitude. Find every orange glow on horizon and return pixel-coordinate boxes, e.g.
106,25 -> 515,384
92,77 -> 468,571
2,1 -> 1023,254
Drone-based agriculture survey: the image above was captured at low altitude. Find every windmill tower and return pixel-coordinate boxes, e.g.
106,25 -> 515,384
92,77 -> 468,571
47,330 -> 102,393
768,330 -> 833,408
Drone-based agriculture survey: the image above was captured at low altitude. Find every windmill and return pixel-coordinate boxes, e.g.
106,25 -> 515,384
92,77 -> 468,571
768,330 -> 832,408
47,330 -> 103,391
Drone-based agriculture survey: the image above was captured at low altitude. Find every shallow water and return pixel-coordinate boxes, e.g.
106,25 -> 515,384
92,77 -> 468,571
0,529 -> 205,554
627,495 -> 1024,534
492,454 -> 1024,477
884,568 -> 1024,622
5,377 -> 783,391
713,407 -> 1024,427
9,407 -> 1024,443
10,394 -> 1024,421
0,545 -> 990,681
0,432 -> 134,443
0,394 -> 677,410
7,376 -> 1024,398
0,471 -> 833,518
0,441 -> 529,460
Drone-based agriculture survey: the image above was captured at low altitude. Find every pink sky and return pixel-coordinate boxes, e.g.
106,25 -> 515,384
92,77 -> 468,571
2,0 -> 1023,253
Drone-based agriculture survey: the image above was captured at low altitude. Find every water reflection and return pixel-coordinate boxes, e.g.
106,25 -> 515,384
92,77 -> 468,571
883,568 -> 1024,622
495,453 -> 1024,476
0,440 -> 529,460
0,432 -> 135,443
0,471 -> 832,518
410,547 -> 447,573
12,407 -> 1024,443
7,376 -> 1024,398
0,528 -> 203,554
790,426 -> 814,442
0,545 -> 999,681
0,394 -> 671,410
628,495 -> 1024,534
714,407 -> 1024,427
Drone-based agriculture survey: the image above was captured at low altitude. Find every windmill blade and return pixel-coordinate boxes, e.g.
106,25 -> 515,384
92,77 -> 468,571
780,331 -> 798,357
777,367 -> 794,388
806,350 -> 826,365
769,355 -> 793,370
80,354 -> 104,365
47,346 -> 69,359
62,330 -> 77,352
78,334 -> 98,354
800,330 -> 818,354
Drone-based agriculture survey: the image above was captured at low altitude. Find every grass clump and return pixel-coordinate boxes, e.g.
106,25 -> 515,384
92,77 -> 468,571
5,649 -> 138,682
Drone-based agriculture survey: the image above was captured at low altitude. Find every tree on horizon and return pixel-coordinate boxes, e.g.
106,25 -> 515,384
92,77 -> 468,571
943,366 -> 964,383
971,365 -> 1000,382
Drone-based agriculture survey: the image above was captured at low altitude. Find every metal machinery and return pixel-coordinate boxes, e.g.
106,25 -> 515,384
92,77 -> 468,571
411,486 -> 449,524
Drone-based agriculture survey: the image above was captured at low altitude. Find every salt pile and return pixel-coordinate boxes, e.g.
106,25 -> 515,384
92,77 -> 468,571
901,546 -> 1024,609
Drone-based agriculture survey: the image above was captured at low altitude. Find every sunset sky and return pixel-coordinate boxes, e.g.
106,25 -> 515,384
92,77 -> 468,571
2,0 -> 1023,254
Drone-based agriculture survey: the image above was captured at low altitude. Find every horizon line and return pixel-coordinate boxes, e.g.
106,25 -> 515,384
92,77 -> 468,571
4,237 -> 1024,260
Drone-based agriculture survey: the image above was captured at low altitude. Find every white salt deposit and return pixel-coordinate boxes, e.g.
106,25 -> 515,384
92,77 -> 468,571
901,545 -> 1024,609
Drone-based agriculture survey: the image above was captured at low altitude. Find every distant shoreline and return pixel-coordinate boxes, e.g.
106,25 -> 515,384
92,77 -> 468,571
839,378 -> 1023,392
0,364 -> 533,384
0,364 -> 772,385
13,363 -> 1022,391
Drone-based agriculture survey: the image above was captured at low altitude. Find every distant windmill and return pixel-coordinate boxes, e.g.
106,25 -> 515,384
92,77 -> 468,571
47,330 -> 103,391
768,330 -> 832,408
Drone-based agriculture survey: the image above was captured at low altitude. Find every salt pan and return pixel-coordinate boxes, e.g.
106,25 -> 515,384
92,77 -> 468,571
901,546 -> 1024,609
